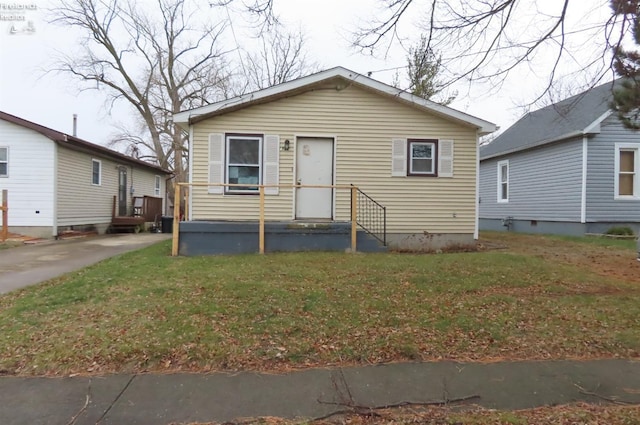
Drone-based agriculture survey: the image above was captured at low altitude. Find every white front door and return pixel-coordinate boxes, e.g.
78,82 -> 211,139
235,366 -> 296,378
295,137 -> 334,219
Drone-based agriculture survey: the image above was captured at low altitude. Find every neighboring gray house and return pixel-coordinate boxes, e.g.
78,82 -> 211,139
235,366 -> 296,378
479,80 -> 640,236
0,111 -> 171,238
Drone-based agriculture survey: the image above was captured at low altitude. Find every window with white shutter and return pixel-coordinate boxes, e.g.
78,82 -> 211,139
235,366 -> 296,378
263,135 -> 279,195
392,138 -> 454,178
438,139 -> 454,178
391,138 -> 407,176
208,134 -> 224,194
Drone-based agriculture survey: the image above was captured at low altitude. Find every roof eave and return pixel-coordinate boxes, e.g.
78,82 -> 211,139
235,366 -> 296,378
0,110 -> 171,174
480,110 -> 612,161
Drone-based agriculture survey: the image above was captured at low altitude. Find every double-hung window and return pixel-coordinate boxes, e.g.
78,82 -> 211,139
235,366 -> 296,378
0,147 -> 7,177
497,160 -> 509,202
154,175 -> 161,196
615,144 -> 639,198
407,139 -> 438,177
226,134 -> 263,193
91,159 -> 101,185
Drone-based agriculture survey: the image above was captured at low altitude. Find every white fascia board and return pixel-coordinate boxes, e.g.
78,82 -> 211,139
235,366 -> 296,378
173,67 -> 498,134
582,110 -> 612,134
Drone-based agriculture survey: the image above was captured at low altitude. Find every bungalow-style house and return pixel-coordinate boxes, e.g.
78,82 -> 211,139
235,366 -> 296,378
0,111 -> 171,238
173,67 -> 496,254
479,80 -> 640,235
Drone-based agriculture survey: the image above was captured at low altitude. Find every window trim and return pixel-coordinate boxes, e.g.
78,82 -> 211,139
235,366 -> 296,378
406,139 -> 438,177
154,175 -> 161,196
91,158 -> 102,186
614,143 -> 640,200
225,133 -> 263,194
0,147 -> 7,178
497,159 -> 509,203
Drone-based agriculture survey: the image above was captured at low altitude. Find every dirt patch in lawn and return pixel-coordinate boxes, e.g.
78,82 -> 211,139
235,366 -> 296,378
479,232 -> 640,284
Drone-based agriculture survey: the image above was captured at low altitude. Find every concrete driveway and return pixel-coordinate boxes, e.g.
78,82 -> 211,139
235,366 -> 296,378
0,233 -> 171,294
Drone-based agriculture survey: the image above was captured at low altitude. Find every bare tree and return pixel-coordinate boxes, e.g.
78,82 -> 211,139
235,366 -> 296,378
50,0 -> 232,182
350,0 -> 636,98
243,26 -> 319,91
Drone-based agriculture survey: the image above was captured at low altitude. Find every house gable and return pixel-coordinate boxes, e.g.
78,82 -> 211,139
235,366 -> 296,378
480,81 -> 618,161
0,118 -> 56,230
175,67 -> 496,136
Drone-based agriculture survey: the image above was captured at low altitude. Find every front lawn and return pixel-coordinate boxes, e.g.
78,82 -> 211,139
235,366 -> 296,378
0,234 -> 639,376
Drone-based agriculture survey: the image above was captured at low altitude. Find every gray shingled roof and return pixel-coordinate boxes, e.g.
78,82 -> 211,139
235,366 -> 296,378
480,80 -> 619,160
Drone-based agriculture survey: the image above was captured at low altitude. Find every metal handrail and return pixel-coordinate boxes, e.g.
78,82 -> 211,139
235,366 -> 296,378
351,185 -> 387,246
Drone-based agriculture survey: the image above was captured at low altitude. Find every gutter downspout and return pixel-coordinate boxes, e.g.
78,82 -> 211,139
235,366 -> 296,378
474,131 -> 480,240
581,136 -> 588,224
53,144 -> 58,238
188,122 -> 194,219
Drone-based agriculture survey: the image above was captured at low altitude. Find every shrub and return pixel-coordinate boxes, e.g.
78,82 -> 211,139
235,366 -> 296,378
605,226 -> 635,236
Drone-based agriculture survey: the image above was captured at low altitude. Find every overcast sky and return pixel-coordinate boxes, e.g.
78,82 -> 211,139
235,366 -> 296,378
0,0 -> 617,147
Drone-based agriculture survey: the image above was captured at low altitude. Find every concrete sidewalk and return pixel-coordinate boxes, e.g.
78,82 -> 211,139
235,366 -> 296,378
1,360 -> 639,425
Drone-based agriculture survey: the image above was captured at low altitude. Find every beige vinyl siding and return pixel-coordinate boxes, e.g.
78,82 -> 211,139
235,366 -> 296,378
57,146 -> 165,226
191,84 -> 478,234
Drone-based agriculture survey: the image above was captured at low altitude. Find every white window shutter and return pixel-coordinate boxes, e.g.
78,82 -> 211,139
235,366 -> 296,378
263,134 -> 280,195
208,133 -> 224,194
392,138 -> 407,176
438,139 -> 454,177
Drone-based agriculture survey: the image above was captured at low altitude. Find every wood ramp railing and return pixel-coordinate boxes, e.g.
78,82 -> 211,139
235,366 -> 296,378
171,183 -> 359,256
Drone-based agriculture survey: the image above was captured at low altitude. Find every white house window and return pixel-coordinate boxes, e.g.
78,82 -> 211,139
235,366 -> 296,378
497,160 -> 509,202
407,139 -> 437,177
226,134 -> 263,193
615,144 -> 639,198
91,159 -> 101,185
0,147 -> 7,177
154,175 -> 161,196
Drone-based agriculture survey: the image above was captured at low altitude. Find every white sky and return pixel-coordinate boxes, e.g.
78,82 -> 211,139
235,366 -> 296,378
0,0 -> 618,147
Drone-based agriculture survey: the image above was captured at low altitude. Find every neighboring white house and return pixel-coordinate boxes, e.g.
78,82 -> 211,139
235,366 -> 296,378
0,111 -> 171,238
173,67 -> 497,254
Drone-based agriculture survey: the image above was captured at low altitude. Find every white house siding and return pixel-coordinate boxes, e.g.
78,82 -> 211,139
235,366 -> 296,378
57,146 -> 165,231
0,119 -> 55,237
190,84 -> 479,236
479,138 -> 583,222
586,115 -> 640,223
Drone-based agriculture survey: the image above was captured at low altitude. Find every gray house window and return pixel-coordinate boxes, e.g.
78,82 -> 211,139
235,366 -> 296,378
92,159 -> 102,186
497,160 -> 509,203
615,144 -> 639,199
0,147 -> 7,177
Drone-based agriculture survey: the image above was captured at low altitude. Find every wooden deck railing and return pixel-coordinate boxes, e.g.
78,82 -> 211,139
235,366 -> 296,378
171,183 -> 358,256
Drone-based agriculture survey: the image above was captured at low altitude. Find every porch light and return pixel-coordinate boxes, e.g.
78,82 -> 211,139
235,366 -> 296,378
283,139 -> 291,151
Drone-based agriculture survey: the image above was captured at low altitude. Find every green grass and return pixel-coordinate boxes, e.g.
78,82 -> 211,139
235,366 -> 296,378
0,238 -> 639,376
0,241 -> 22,250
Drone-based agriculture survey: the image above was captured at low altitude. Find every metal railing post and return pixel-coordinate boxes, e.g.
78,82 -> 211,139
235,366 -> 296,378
351,185 -> 357,252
